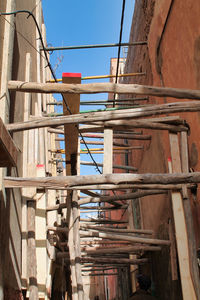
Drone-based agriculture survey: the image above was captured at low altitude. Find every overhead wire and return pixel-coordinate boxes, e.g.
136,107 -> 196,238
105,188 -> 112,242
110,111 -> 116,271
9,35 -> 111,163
0,9 -> 102,174
0,9 -> 126,209
0,15 -> 46,60
113,0 -> 126,104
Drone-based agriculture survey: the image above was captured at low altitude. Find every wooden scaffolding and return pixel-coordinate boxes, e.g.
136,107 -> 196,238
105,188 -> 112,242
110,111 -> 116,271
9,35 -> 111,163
2,77 -> 200,300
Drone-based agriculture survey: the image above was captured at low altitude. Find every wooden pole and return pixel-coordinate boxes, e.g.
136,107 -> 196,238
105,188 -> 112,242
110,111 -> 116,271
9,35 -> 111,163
78,190 -> 167,205
4,172 -> 200,188
27,201 -> 39,300
92,119 -> 187,132
80,218 -> 128,224
80,225 -> 153,235
70,183 -> 194,191
84,245 -> 161,255
6,101 -> 200,132
81,161 -> 138,172
81,273 -> 118,276
80,230 -> 170,245
67,195 -> 78,300
7,80 -> 200,100
80,257 -> 148,265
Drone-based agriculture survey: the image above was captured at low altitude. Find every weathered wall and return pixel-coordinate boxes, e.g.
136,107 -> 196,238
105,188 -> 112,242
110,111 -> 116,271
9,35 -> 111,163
0,1 -> 47,299
114,0 -> 200,299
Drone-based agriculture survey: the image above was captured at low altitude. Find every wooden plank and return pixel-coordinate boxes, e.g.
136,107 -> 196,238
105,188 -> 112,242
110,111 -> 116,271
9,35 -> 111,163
67,194 -> 78,300
27,200 -> 39,299
21,53 -> 32,288
103,128 -> 113,174
0,117 -> 18,167
127,195 -> 137,294
168,218 -> 178,281
35,165 -> 47,295
62,73 -> 83,300
169,133 -> 197,300
7,80 -> 200,100
180,132 -> 200,299
4,172 -> 200,188
72,190 -> 84,300
6,101 -> 200,132
62,73 -> 81,175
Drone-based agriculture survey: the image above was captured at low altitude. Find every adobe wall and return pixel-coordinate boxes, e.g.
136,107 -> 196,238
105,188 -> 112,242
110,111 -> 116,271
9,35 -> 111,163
115,0 -> 200,299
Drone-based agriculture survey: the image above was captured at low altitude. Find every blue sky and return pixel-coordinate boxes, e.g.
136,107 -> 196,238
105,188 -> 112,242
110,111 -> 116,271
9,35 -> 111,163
42,0 -> 135,80
42,0 -> 135,179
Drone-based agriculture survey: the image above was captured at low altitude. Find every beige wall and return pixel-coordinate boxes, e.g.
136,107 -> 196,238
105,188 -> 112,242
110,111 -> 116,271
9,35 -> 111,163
0,0 -> 48,298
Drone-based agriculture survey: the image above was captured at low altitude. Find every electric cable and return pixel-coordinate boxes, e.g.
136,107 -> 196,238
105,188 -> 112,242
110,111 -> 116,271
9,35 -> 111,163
113,0 -> 126,104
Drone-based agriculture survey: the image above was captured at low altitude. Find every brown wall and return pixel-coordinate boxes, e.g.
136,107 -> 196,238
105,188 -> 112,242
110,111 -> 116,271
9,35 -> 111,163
108,0 -> 200,299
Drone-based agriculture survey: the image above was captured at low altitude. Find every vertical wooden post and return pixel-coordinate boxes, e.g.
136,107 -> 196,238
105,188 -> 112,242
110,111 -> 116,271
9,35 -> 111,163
169,132 -> 197,300
103,129 -> 113,174
128,200 -> 137,294
35,165 -> 47,296
180,132 -> 200,299
22,53 -> 32,288
27,200 -> 38,300
0,5 -> 15,296
62,73 -> 84,300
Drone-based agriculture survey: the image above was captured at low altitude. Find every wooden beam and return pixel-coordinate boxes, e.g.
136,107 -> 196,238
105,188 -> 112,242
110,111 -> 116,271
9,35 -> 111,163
21,53 -> 32,287
81,273 -> 118,276
80,230 -> 170,245
80,257 -> 148,265
0,117 -> 18,167
169,133 -> 197,300
92,119 -> 187,132
84,245 -> 161,255
4,172 -> 200,188
7,80 -> 200,100
80,218 -> 128,224
79,190 -> 167,205
180,132 -> 200,298
80,225 -> 153,235
27,201 -> 38,299
71,183 -> 194,191
6,101 -> 200,132
62,73 -> 83,300
80,160 -> 137,172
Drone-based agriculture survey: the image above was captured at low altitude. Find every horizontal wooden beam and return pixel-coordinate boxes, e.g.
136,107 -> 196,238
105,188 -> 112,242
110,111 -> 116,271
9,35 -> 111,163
6,101 -> 200,132
80,161 -> 138,172
81,273 -> 118,276
71,183 -> 194,191
92,120 -> 187,132
47,204 -> 128,212
80,218 -> 128,224
47,226 -> 68,233
8,80 -> 200,100
80,230 -> 170,245
84,245 -> 161,255
81,225 -> 153,235
79,190 -> 167,205
78,257 -> 148,265
0,117 -> 18,166
4,172 -> 200,189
